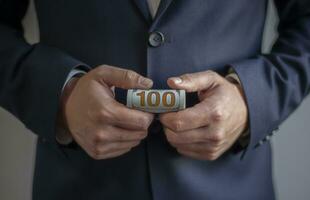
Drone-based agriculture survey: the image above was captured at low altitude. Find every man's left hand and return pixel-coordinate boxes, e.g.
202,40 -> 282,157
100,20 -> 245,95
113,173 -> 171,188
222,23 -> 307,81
159,70 -> 248,161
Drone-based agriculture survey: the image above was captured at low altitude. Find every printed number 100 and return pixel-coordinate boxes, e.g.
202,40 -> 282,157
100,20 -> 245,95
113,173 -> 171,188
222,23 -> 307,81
136,91 -> 176,107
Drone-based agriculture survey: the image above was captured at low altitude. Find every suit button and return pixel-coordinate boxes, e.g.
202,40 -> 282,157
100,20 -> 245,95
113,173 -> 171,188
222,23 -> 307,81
148,31 -> 165,47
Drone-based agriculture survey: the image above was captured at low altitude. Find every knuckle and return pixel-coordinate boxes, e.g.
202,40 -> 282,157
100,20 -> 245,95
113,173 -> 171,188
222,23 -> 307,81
208,147 -> 219,155
99,64 -> 109,69
90,150 -> 101,160
211,141 -> 222,148
137,115 -> 153,131
206,70 -> 216,76
211,107 -> 227,122
181,74 -> 193,83
210,130 -> 225,143
205,70 -> 219,79
205,152 -> 218,161
102,108 -> 115,121
96,65 -> 107,72
96,65 -> 111,75
140,116 -> 153,130
124,70 -> 138,81
93,132 -> 108,144
170,118 -> 184,132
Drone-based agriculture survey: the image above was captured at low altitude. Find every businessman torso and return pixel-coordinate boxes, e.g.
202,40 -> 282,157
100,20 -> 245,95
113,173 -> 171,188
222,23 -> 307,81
32,0 -> 274,199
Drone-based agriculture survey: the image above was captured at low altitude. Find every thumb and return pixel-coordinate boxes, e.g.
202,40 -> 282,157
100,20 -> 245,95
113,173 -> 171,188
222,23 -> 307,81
96,65 -> 153,89
167,71 -> 221,92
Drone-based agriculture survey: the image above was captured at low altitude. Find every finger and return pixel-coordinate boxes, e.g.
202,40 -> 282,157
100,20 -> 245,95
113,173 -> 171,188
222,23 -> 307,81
173,142 -> 225,154
167,70 -> 221,92
96,141 -> 141,154
98,125 -> 148,142
98,100 -> 154,131
164,127 -> 209,144
176,148 -> 223,161
176,149 -> 206,160
164,126 -> 226,146
159,101 -> 210,132
90,148 -> 132,160
96,65 -> 153,89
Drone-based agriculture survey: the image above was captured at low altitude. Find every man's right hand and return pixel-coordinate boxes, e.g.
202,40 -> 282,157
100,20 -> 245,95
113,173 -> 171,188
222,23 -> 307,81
61,65 -> 154,160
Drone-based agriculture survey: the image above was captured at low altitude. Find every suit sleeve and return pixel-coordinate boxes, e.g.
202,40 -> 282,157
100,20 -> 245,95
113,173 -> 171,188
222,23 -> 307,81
230,0 -> 310,156
0,0 -> 90,143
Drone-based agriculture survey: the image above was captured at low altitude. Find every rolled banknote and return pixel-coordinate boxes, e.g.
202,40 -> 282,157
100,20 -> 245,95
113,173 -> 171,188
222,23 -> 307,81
127,89 -> 186,113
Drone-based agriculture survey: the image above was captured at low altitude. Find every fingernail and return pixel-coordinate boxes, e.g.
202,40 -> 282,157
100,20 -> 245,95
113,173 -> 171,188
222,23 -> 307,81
170,77 -> 182,84
140,78 -> 153,88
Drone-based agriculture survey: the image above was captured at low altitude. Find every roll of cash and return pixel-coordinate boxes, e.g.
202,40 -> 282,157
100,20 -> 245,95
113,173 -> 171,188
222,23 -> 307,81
127,89 -> 186,113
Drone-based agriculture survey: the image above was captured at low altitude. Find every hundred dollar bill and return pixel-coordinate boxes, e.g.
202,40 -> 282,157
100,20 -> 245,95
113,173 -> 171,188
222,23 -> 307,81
127,89 -> 186,113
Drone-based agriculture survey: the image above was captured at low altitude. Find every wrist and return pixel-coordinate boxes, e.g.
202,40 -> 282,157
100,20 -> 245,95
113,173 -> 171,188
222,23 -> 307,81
225,74 -> 249,147
56,77 -> 80,144
61,77 -> 80,127
61,77 -> 80,108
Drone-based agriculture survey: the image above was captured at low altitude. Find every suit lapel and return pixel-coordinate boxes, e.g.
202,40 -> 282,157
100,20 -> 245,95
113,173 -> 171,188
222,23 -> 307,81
131,0 -> 152,24
150,0 -> 173,29
132,0 -> 174,28
153,0 -> 173,21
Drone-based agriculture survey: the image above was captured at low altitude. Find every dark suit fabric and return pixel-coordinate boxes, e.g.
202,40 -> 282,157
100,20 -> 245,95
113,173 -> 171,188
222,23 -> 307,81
0,0 -> 310,199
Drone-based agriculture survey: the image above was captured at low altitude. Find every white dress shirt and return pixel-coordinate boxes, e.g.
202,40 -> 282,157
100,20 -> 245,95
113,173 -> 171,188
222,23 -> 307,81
147,0 -> 161,18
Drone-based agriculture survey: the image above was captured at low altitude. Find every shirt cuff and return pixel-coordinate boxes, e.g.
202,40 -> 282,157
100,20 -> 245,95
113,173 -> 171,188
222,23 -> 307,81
61,69 -> 87,91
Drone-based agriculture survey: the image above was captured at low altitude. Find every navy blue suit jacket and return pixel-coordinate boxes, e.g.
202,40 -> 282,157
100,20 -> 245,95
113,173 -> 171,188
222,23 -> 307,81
0,0 -> 310,199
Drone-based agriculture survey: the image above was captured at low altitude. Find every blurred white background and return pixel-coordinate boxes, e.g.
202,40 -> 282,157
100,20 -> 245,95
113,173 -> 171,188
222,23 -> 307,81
0,1 -> 310,199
